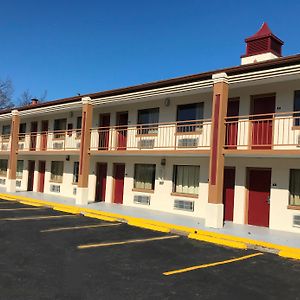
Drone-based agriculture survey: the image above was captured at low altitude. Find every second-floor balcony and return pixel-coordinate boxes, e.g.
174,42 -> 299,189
90,119 -> 212,154
17,129 -> 81,153
224,111 -> 300,153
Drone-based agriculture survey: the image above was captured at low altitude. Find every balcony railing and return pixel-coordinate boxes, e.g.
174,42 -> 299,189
0,135 -> 11,151
224,111 -> 300,150
18,129 -> 82,152
90,119 -> 212,152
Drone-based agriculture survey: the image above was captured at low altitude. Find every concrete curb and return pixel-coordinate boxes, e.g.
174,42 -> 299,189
1,193 -> 300,260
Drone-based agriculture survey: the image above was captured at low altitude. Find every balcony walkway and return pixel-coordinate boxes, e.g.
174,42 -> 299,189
0,188 -> 299,250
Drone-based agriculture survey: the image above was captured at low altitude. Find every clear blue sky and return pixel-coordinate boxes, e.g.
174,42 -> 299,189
1,0 -> 299,103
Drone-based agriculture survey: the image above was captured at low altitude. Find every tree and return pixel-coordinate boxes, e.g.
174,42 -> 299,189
0,79 -> 14,109
18,89 -> 47,106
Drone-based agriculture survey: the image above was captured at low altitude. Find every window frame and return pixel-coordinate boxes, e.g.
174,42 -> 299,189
16,160 -> 24,179
53,118 -> 67,139
176,102 -> 204,133
133,163 -> 156,191
73,161 -> 79,184
19,123 -> 27,141
0,159 -> 8,177
172,165 -> 200,197
50,161 -> 64,183
2,125 -> 11,141
293,91 -> 300,127
137,108 -> 159,135
289,169 -> 300,207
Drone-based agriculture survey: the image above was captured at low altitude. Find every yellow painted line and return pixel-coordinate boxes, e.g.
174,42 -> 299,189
163,252 -> 264,276
83,212 -> 118,222
0,207 -> 46,211
41,223 -> 122,232
0,215 -> 77,221
19,201 -> 45,207
188,233 -> 247,249
78,235 -> 179,249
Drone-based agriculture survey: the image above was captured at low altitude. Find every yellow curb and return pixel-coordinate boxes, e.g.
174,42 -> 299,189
128,220 -> 171,233
1,192 -> 300,258
83,212 -> 118,222
188,233 -> 247,250
53,207 -> 80,214
278,250 -> 300,260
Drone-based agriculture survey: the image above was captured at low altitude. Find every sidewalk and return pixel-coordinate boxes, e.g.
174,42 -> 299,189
1,188 -> 300,259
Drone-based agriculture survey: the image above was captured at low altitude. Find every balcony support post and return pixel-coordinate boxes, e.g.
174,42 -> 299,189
76,97 -> 93,205
206,73 -> 229,228
7,110 -> 20,193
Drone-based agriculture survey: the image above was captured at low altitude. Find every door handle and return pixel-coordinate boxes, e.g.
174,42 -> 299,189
266,196 -> 270,204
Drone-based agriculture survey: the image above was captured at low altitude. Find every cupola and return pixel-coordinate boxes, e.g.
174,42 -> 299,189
241,22 -> 284,65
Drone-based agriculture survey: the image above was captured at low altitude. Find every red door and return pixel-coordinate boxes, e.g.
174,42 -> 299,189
248,169 -> 271,227
27,160 -> 35,191
113,163 -> 125,204
38,161 -> 46,193
251,96 -> 275,149
225,99 -> 239,149
40,120 -> 48,151
116,112 -> 128,150
223,167 -> 235,221
98,114 -> 110,150
95,163 -> 107,202
30,122 -> 38,151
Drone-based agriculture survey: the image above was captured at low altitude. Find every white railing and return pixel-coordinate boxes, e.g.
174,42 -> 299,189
18,130 -> 81,151
225,111 -> 300,150
90,119 -> 212,152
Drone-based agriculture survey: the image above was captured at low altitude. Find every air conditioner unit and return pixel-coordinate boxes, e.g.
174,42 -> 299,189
16,180 -> 21,187
174,199 -> 194,212
50,184 -> 60,193
133,195 -> 151,205
53,142 -> 64,150
177,138 -> 198,148
76,142 -> 81,149
138,139 -> 155,149
1,144 -> 8,151
0,178 -> 6,185
18,143 -> 24,150
293,215 -> 300,227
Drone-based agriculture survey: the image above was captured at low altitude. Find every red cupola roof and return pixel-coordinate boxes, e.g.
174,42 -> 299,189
242,22 -> 284,58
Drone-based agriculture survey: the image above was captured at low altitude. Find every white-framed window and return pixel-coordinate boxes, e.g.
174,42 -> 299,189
2,125 -> 11,141
289,169 -> 300,206
19,123 -> 26,141
176,102 -> 204,133
134,164 -> 156,191
53,118 -> 67,139
50,161 -> 64,183
16,160 -> 24,179
173,165 -> 200,195
73,161 -> 79,183
137,108 -> 159,134
0,159 -> 8,177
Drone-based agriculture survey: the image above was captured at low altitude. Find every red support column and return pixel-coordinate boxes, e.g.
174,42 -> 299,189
76,97 -> 93,205
7,110 -> 20,192
206,73 -> 229,228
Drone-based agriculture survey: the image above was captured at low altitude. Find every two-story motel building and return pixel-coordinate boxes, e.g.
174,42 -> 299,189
1,23 -> 300,233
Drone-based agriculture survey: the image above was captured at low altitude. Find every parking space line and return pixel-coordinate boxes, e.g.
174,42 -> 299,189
0,207 -> 47,211
163,252 -> 263,276
41,223 -> 122,232
78,235 -> 180,249
0,215 -> 77,221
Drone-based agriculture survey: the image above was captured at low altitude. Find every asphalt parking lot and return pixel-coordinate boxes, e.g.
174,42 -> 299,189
0,199 -> 299,300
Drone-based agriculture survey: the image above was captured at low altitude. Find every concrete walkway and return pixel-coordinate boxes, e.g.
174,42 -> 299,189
1,188 -> 300,249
